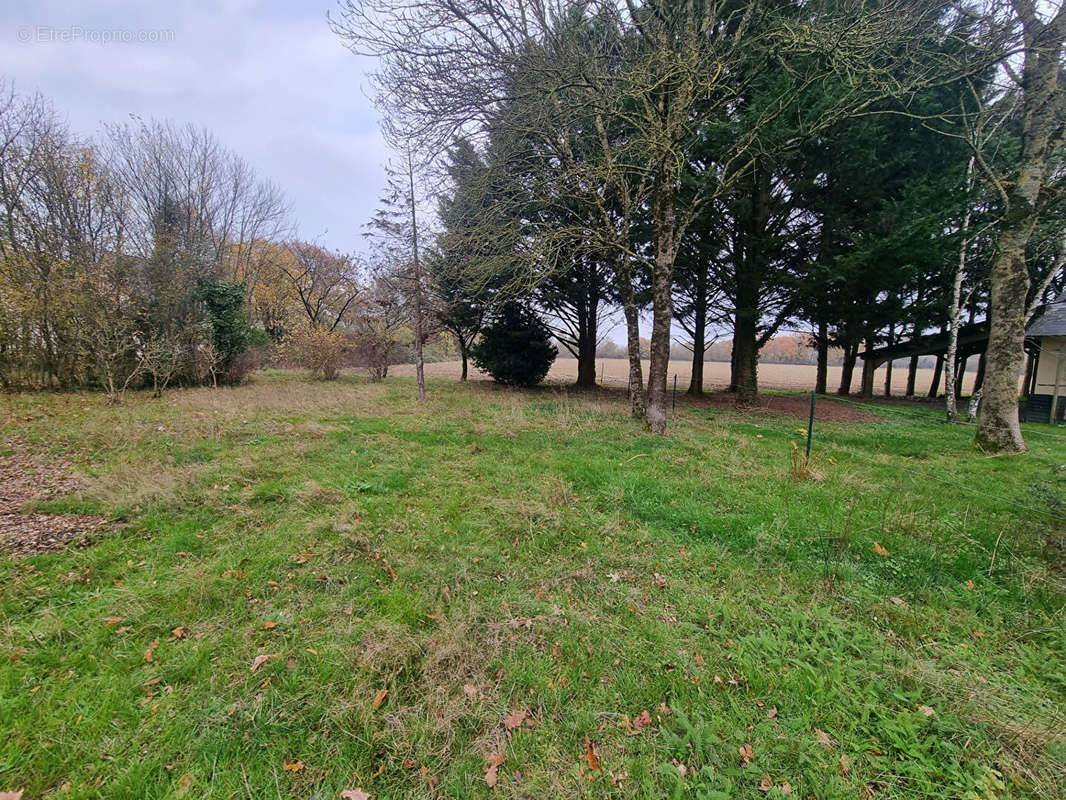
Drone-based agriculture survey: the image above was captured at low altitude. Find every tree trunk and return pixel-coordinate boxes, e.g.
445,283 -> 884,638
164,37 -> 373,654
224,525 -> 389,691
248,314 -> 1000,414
978,234 -> 1029,450
615,257 -> 645,418
946,156 -> 976,422
815,320 -> 828,395
860,337 -> 876,399
906,355 -> 918,398
575,327 -> 597,389
646,175 -> 677,435
574,290 -> 599,389
408,152 -> 426,403
732,164 -> 770,405
733,310 -> 758,404
977,5 -> 1066,451
838,344 -> 857,395
1022,352 -> 1035,397
928,353 -> 944,398
973,349 -> 986,393
687,272 -> 707,395
459,340 -> 468,381
954,353 -> 969,400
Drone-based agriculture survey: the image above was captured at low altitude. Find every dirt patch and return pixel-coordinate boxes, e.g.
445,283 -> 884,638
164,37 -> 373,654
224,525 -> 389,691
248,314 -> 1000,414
0,440 -> 107,556
692,391 -> 881,423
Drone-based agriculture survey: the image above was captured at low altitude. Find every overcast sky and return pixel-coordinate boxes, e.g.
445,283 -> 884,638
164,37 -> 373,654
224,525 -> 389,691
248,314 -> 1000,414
0,0 -> 387,255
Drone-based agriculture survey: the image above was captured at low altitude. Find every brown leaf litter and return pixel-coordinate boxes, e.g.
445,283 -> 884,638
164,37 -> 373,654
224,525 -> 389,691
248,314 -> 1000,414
0,440 -> 107,556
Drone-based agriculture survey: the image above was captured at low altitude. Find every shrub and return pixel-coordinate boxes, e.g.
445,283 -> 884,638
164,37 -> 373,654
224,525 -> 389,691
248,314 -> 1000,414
196,279 -> 256,381
471,302 -> 556,386
287,327 -> 345,380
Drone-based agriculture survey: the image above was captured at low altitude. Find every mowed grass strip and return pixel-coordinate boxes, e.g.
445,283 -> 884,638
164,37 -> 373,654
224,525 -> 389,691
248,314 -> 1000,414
1,371 -> 1064,799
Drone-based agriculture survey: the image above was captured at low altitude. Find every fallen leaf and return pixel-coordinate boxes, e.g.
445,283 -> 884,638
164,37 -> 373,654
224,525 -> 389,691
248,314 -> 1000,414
484,752 -> 505,787
584,736 -> 602,772
504,709 -> 527,731
766,706 -> 778,719
759,773 -> 773,792
250,653 -> 276,672
653,573 -> 668,589
871,542 -> 889,557
420,766 -> 439,789
918,705 -> 935,717
372,688 -> 388,710
339,790 -> 371,800
610,771 -> 629,786
965,579 -> 975,590
0,792 -> 23,800
739,743 -> 754,766
177,773 -> 193,792
781,781 -> 793,794
144,640 -> 159,663
838,753 -> 851,776
262,621 -> 279,630
633,709 -> 653,730
815,728 -> 833,751
282,760 -> 304,772
463,684 -> 478,699
889,597 -> 905,606
171,626 -> 185,639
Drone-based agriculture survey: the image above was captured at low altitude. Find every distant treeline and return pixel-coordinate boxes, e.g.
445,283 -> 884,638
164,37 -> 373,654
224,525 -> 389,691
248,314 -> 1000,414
594,335 -> 938,368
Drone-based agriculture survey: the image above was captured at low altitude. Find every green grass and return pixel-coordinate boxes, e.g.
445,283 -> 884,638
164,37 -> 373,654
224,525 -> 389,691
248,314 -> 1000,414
1,370 -> 1064,799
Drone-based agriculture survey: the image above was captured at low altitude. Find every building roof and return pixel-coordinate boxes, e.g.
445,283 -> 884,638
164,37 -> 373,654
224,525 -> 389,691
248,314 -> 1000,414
1028,288 -> 1066,337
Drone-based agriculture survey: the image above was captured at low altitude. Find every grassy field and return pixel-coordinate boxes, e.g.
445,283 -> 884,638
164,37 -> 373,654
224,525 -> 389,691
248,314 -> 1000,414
391,358 -> 979,396
1,371 -> 1063,800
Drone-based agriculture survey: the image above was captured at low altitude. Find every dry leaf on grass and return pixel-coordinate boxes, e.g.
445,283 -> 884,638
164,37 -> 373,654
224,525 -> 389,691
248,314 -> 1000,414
144,640 -> 159,663
282,760 -> 304,772
738,743 -> 754,766
584,736 -> 602,772
814,728 -> 833,751
484,753 -> 505,787
372,688 -> 388,710
766,706 -> 778,719
759,774 -> 773,792
339,790 -> 371,800
503,709 -> 527,731
262,621 -> 279,630
781,782 -> 793,794
918,705 -> 935,717
871,542 -> 889,557
633,709 -> 653,731
250,653 -> 275,672
171,626 -> 185,639
838,753 -> 851,776
0,792 -> 23,800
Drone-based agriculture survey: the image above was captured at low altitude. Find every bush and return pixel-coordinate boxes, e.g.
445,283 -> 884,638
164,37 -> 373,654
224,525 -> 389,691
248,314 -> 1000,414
287,327 -> 345,380
196,279 -> 256,381
471,302 -> 556,386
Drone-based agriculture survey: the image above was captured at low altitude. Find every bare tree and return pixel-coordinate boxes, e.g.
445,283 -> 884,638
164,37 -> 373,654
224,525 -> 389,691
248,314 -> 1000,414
367,144 -> 431,401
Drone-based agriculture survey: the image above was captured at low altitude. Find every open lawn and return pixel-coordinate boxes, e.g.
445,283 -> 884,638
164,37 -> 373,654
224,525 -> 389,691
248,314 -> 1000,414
1,371 -> 1064,799
391,358 -> 979,396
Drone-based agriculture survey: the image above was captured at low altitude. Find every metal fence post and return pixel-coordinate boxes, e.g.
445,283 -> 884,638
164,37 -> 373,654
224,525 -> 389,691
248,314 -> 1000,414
805,390 -> 816,462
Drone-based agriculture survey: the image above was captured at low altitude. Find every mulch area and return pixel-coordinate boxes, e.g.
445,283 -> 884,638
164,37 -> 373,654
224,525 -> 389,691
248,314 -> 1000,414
686,390 -> 882,423
0,440 -> 107,556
